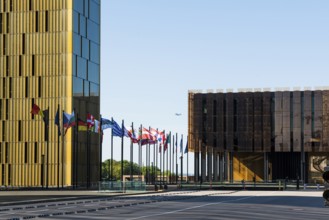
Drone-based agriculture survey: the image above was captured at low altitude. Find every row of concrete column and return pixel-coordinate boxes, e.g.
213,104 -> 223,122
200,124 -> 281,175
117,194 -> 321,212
194,149 -> 271,183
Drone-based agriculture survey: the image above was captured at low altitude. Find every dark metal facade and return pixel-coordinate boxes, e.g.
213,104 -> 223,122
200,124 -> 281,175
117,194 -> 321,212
188,90 -> 329,183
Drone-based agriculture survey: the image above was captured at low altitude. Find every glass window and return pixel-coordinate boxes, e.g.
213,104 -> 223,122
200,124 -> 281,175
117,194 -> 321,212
72,55 -> 77,76
73,33 -> 81,56
79,15 -> 86,37
88,61 -> 99,83
90,41 -> 99,64
73,76 -> 83,97
77,57 -> 87,79
73,11 -> 79,33
73,0 -> 84,14
84,80 -> 89,97
87,20 -> 99,43
84,0 -> 89,18
90,82 -> 99,96
82,37 -> 89,59
89,0 -> 100,24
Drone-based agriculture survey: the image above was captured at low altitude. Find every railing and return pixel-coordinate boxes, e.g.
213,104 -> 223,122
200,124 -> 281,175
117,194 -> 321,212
98,181 -> 146,193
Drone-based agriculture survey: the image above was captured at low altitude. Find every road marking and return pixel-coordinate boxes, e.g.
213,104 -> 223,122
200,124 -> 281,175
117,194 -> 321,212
58,206 -> 77,209
27,209 -> 49,213
127,195 -> 257,220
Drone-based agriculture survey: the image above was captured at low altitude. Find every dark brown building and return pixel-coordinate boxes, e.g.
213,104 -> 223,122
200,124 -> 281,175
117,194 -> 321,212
188,89 -> 329,183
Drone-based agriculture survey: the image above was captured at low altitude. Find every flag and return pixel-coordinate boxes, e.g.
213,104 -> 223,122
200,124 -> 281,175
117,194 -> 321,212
55,107 -> 61,136
138,128 -> 154,141
78,118 -> 88,131
122,125 -> 129,137
112,119 -> 123,137
93,119 -> 100,133
164,132 -> 171,152
101,118 -> 113,130
63,111 -> 75,135
31,104 -> 43,117
87,113 -> 95,129
180,136 -> 183,153
175,134 -> 177,153
184,139 -> 188,154
127,126 -> 138,143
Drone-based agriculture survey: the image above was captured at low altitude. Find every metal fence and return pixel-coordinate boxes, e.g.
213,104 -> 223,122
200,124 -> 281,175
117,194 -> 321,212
98,181 -> 146,193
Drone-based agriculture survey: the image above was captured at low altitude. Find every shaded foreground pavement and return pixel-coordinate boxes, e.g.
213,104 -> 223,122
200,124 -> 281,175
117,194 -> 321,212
0,190 -> 327,220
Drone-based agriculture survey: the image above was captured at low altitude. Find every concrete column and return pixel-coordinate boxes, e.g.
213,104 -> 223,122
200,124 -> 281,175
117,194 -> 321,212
213,149 -> 218,181
201,147 -> 206,182
264,152 -> 268,182
229,152 -> 234,183
207,148 -> 212,181
194,152 -> 199,182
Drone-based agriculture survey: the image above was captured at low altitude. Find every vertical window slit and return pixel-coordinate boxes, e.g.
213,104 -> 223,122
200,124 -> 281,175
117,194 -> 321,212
35,11 -> 38,32
34,142 -> 38,163
18,120 -> 22,142
32,55 -> 35,76
22,34 -> 25,54
45,11 -> 48,32
19,55 -> 22,76
25,77 -> 29,98
25,142 -> 28,163
38,76 -> 41,97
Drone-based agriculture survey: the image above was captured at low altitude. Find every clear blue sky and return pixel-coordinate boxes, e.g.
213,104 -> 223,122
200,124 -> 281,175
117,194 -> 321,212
100,0 -> 329,174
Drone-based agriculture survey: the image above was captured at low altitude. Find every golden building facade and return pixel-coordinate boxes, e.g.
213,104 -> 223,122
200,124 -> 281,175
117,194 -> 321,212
0,0 -> 101,187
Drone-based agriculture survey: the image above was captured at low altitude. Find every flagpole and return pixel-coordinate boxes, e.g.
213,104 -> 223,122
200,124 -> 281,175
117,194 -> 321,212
156,129 -> 158,185
169,134 -> 171,184
139,125 -> 142,181
99,114 -> 103,183
186,135 -> 189,183
111,118 -> 114,181
121,120 -> 124,185
130,122 -> 134,183
175,132 -> 178,184
87,114 -> 91,189
181,134 -> 183,185
61,110 -> 65,189
74,112 -> 78,189
172,134 -> 174,184
57,104 -> 60,190
166,136 -> 169,184
46,106 -> 49,189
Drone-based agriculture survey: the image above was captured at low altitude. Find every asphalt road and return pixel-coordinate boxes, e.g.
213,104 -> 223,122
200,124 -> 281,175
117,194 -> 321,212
1,190 -> 327,220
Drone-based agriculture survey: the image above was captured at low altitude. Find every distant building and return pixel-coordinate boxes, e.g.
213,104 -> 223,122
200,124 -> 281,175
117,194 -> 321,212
0,0 -> 100,187
188,88 -> 329,183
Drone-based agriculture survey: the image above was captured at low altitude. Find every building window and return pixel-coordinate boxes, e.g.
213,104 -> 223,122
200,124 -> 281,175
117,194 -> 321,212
9,0 -> 12,11
34,142 -> 38,163
29,0 -> 32,11
2,121 -> 4,141
5,142 -> 8,163
1,165 -> 4,185
8,164 -> 11,185
0,99 -> 2,120
22,34 -> 25,54
0,143 -> 2,163
25,77 -> 29,98
25,142 -> 28,163
2,36 -> 5,55
6,56 -> 9,76
18,121 -> 22,142
213,100 -> 217,116
32,55 -> 35,76
31,99 -> 35,119
38,76 -> 41,97
0,14 -> 2,33
5,99 -> 8,120
9,77 -> 12,98
19,56 -> 22,76
2,78 -> 5,98
35,11 -> 38,32
6,13 -> 9,33
45,11 -> 48,32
